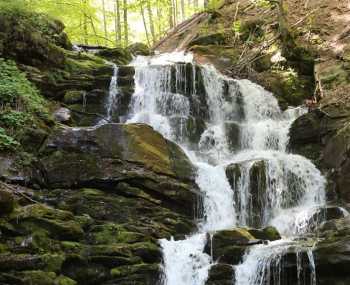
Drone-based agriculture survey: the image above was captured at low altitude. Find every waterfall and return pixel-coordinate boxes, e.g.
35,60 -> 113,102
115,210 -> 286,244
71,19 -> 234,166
104,51 -> 326,285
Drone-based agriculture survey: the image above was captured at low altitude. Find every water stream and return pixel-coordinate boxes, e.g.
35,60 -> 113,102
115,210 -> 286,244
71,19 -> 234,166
105,52 -> 327,285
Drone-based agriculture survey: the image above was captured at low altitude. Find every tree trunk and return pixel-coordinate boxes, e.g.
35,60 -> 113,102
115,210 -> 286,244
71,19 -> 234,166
147,0 -> 156,44
114,0 -> 122,46
168,0 -> 174,28
123,0 -> 128,46
180,0 -> 185,21
82,0 -> 89,45
140,2 -> 151,46
102,0 -> 108,46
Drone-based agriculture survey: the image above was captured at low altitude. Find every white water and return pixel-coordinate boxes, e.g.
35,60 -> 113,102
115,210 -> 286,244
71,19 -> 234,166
106,51 -> 326,285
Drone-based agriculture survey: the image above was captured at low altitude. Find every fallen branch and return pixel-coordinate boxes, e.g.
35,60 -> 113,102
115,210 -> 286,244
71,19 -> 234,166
0,181 -> 39,204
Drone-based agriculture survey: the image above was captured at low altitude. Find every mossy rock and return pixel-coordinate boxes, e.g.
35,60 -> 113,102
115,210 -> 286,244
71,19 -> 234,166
127,42 -> 151,56
205,263 -> 234,285
247,226 -> 281,241
0,189 -> 14,215
88,223 -> 147,245
10,204 -> 84,241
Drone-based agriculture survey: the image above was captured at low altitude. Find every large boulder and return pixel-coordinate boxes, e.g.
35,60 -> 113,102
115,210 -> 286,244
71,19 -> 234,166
40,123 -> 198,218
203,227 -> 278,265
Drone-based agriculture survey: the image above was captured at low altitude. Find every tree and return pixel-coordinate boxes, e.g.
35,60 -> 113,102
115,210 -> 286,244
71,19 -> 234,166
114,0 -> 122,46
123,0 -> 128,46
102,0 -> 108,45
147,0 -> 156,44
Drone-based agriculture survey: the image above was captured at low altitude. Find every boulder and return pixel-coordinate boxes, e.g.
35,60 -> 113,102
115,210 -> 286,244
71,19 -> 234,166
54,107 -> 71,123
39,123 -> 199,218
0,188 -> 14,215
127,42 -> 151,56
204,228 -> 261,265
205,263 -> 234,285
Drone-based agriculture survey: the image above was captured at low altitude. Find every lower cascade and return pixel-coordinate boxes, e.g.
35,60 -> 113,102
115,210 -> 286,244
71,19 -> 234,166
108,52 -> 328,284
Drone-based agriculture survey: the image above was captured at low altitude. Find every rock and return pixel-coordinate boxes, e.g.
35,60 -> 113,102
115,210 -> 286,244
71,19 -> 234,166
0,188 -> 14,215
10,204 -> 84,241
54,107 -> 72,123
63,90 -> 87,105
127,42 -> 151,56
224,122 -> 240,152
225,160 -> 267,227
204,228 -> 260,264
189,33 -> 226,47
95,47 -> 133,65
109,263 -> 160,284
247,226 -> 281,241
39,124 -> 199,219
205,263 -> 234,285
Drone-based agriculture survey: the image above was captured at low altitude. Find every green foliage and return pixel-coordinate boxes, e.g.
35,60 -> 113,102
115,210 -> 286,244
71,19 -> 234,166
0,58 -> 49,152
0,128 -> 19,151
0,111 -> 28,129
0,59 -> 47,115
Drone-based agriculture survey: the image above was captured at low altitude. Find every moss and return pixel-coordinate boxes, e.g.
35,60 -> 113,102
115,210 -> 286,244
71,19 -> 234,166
42,254 -> 65,272
10,204 -> 84,241
55,275 -> 77,285
90,223 -> 146,245
18,270 -> 57,285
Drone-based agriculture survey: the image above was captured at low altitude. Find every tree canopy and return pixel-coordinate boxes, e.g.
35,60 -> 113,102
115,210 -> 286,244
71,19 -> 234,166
0,0 -> 216,47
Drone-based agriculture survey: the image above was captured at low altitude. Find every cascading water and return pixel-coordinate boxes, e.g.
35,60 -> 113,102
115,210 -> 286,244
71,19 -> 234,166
105,51 -> 327,285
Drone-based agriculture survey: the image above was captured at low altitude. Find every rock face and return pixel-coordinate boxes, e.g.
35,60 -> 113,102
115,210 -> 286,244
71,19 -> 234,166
0,123 -> 199,284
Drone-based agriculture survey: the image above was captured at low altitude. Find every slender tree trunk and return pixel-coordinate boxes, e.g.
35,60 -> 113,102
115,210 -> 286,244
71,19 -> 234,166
168,0 -> 174,28
194,0 -> 198,9
123,0 -> 128,46
102,0 -> 108,46
180,0 -> 185,21
114,0 -> 121,46
140,2 -> 151,46
147,0 -> 156,44
172,0 -> 177,25
156,0 -> 162,36
82,0 -> 89,45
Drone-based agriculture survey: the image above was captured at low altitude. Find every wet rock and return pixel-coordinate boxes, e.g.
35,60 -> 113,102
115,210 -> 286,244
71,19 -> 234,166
127,42 -> 151,56
54,107 -> 71,123
0,189 -> 14,215
224,122 -> 240,152
247,226 -> 281,242
204,228 -> 260,264
225,160 -> 267,227
95,47 -> 132,65
205,263 -> 234,285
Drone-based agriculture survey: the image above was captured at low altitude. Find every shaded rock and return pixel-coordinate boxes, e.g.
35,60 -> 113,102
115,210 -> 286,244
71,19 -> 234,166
95,47 -> 132,65
127,42 -> 151,56
109,263 -> 160,285
10,204 -> 84,241
0,188 -> 14,215
189,33 -> 226,47
224,122 -> 240,152
247,226 -> 281,242
205,263 -> 234,285
54,107 -> 71,123
204,228 -> 260,265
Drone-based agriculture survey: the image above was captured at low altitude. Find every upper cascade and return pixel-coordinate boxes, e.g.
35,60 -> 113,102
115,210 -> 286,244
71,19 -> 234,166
103,51 -> 327,285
